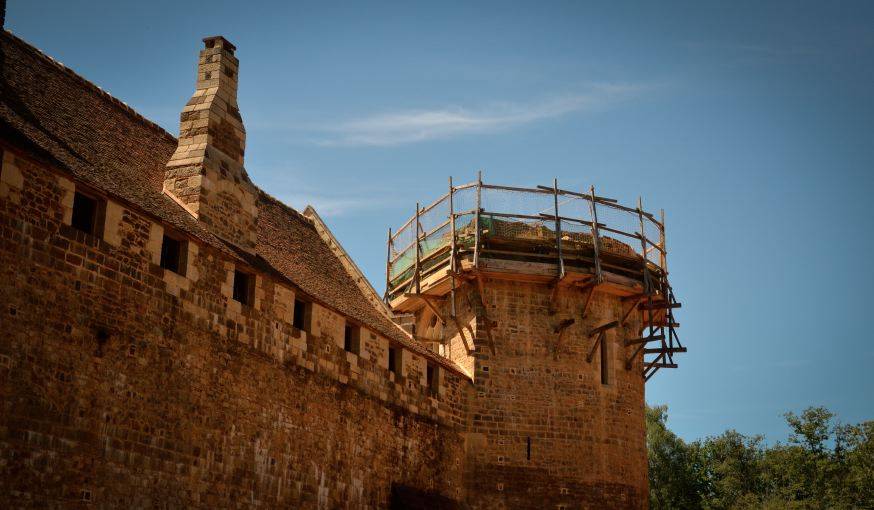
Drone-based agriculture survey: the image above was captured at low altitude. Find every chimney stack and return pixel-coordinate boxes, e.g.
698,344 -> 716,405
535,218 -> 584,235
164,36 -> 258,252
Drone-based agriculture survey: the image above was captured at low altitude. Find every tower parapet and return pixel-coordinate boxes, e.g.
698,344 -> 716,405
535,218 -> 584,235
386,174 -> 685,508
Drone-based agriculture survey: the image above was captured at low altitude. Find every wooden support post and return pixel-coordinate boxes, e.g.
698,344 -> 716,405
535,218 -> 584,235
384,227 -> 392,302
473,272 -> 496,355
626,342 -> 646,369
552,318 -> 575,360
586,330 -> 605,363
452,316 -> 474,355
643,351 -> 667,380
464,323 -> 476,349
588,186 -> 603,283
548,277 -> 562,315
474,170 -> 482,268
580,282 -> 597,319
637,196 -> 652,295
449,176 -> 457,322
414,202 -> 421,294
659,208 -> 667,273
553,178 -> 565,279
403,293 -> 447,325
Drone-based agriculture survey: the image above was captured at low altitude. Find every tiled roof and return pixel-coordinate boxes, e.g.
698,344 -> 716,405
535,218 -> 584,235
0,29 -> 466,376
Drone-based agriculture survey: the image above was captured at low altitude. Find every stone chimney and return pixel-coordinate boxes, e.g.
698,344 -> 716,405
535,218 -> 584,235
164,36 -> 258,252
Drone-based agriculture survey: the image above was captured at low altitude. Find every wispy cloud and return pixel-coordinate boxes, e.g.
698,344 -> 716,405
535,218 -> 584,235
314,83 -> 647,147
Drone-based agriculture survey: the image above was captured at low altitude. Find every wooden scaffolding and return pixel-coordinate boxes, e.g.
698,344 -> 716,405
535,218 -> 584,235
385,173 -> 685,380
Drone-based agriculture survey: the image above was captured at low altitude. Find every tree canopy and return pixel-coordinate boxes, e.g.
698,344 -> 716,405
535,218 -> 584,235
647,405 -> 873,509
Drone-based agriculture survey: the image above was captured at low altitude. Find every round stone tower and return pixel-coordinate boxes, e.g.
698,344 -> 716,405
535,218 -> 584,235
385,176 -> 683,509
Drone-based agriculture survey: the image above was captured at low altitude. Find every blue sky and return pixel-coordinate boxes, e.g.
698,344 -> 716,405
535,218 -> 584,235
9,1 -> 873,441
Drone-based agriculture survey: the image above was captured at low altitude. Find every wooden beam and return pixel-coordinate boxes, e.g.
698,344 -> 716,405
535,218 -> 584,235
580,282 -> 597,319
549,273 -> 571,313
588,320 -> 619,337
420,297 -> 446,325
624,334 -> 665,346
586,330 -> 605,363
553,318 -> 576,334
643,347 -> 687,354
644,362 -> 678,369
552,318 -> 575,360
625,342 -> 646,369
638,301 -> 682,311
452,316 -> 474,355
620,296 -> 644,326
472,272 -> 496,355
643,351 -> 667,381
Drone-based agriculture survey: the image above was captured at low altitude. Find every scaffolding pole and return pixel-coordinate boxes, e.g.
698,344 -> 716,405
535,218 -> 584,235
449,176 -> 457,321
384,227 -> 392,302
588,185 -> 603,283
553,178 -> 564,279
414,202 -> 421,294
474,170 -> 483,268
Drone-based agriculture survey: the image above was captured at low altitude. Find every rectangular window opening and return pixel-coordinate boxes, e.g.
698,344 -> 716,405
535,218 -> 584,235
232,269 -> 254,306
159,234 -> 187,275
427,363 -> 439,395
600,336 -> 609,385
344,323 -> 360,354
293,298 -> 310,332
71,191 -> 104,237
388,345 -> 401,375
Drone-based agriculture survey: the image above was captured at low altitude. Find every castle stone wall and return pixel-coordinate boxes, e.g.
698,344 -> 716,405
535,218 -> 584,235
0,147 -> 467,508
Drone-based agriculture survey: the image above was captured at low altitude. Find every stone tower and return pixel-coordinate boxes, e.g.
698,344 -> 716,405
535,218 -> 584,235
164,36 -> 258,252
386,177 -> 683,509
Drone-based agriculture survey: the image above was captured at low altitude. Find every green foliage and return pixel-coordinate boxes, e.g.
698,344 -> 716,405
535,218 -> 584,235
647,405 -> 874,510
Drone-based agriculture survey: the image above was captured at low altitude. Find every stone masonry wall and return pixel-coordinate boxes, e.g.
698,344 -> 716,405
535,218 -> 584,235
0,146 -> 468,508
461,278 -> 648,510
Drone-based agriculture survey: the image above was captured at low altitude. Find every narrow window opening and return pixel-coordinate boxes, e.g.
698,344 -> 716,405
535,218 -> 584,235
600,335 -> 609,385
232,269 -> 254,306
344,323 -> 360,354
71,191 -> 103,236
388,346 -> 401,375
293,298 -> 310,332
527,436 -> 532,461
427,363 -> 439,395
94,328 -> 110,358
159,234 -> 187,275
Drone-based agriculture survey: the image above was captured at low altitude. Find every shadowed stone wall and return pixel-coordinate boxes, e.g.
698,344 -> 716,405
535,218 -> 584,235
0,146 -> 467,508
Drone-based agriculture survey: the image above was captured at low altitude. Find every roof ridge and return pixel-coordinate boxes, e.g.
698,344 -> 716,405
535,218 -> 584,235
2,29 -> 177,144
256,189 -> 316,228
